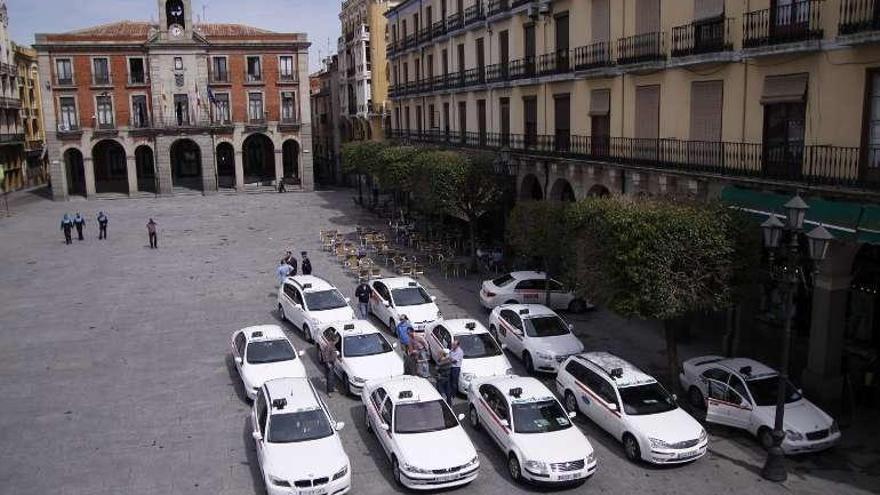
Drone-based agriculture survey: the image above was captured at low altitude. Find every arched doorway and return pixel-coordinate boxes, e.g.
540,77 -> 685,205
282,139 -> 300,184
92,140 -> 128,194
242,133 -> 275,185
549,178 -> 576,202
135,145 -> 156,193
64,148 -> 85,197
587,184 -> 611,197
170,139 -> 202,191
216,142 -> 235,189
519,174 -> 543,201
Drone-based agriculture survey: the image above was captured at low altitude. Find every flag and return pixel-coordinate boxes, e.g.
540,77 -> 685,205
207,87 -> 216,104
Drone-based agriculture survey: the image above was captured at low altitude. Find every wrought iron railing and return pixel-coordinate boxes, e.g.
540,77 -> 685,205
744,0 -> 824,48
618,32 -> 666,64
573,41 -> 614,70
538,49 -> 571,75
464,2 -> 486,25
671,17 -> 734,56
447,12 -> 464,31
839,0 -> 880,34
487,0 -> 510,16
432,20 -> 447,38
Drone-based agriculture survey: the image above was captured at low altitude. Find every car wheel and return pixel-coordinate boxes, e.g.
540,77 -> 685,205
623,434 -> 641,463
364,405 -> 372,433
568,299 -> 587,314
278,304 -> 286,322
523,352 -> 534,375
758,427 -> 775,450
302,324 -> 313,344
564,391 -> 578,414
688,386 -> 706,410
469,405 -> 480,430
392,457 -> 403,486
507,454 -> 522,482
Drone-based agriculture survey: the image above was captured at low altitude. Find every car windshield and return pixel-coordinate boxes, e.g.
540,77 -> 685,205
747,375 -> 802,406
457,333 -> 503,359
512,400 -> 572,434
268,409 -> 334,443
619,383 -> 677,416
394,400 -> 458,434
525,316 -> 570,338
343,333 -> 392,357
492,274 -> 515,287
304,290 -> 348,311
391,287 -> 433,307
246,340 -> 296,364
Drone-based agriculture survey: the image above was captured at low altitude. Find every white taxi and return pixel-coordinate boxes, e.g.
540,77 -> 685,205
488,304 -> 584,374
368,277 -> 441,332
479,271 -> 591,313
251,377 -> 351,495
467,376 -> 598,485
556,352 -> 708,464
231,325 -> 307,400
425,319 -> 514,393
278,275 -> 356,343
362,376 -> 480,490
315,320 -> 406,396
680,355 -> 840,454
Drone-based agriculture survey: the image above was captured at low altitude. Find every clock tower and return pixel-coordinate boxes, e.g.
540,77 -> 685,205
157,0 -> 193,41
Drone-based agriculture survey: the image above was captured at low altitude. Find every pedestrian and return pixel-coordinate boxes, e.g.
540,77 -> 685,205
322,329 -> 340,396
146,218 -> 158,249
409,329 -> 430,378
354,280 -> 371,319
73,212 -> 85,241
301,251 -> 312,275
396,315 -> 413,353
449,338 -> 464,403
60,213 -> 74,245
282,250 -> 295,266
96,211 -> 108,240
285,251 -> 298,276
277,180 -> 286,193
276,260 -> 293,285
435,349 -> 453,404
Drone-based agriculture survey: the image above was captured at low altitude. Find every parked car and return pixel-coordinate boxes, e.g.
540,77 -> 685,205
315,319 -> 405,396
278,275 -> 355,342
369,277 -> 441,331
425,319 -> 514,393
480,271 -> 591,313
230,325 -> 306,400
488,304 -> 584,374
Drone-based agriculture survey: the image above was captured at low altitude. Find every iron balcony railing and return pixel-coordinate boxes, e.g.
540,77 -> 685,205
743,0 -> 824,48
404,32 -> 417,48
573,41 -> 614,70
418,26 -> 433,43
486,62 -> 510,82
448,12 -> 464,31
487,0 -> 510,16
0,133 -> 24,143
388,130 -> 878,190
618,32 -> 666,64
464,2 -> 486,25
387,39 -> 398,55
538,50 -> 571,75
839,0 -> 880,34
432,20 -> 447,37
671,17 -> 734,57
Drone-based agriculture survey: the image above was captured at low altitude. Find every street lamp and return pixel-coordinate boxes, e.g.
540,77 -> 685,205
759,194 -> 833,482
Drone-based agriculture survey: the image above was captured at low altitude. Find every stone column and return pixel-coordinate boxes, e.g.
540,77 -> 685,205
200,136 -> 217,194
274,147 -> 284,185
126,155 -> 138,196
155,137 -> 173,196
234,149 -> 244,191
801,242 -> 859,407
83,156 -> 96,199
50,159 -> 67,201
299,133 -> 315,192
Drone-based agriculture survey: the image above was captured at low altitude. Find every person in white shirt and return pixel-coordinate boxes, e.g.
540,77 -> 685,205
275,261 -> 293,286
449,339 -> 464,403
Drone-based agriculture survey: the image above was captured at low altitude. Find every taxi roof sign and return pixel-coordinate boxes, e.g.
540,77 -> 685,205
610,368 -> 624,379
465,322 -> 476,330
272,398 -> 287,410
509,387 -> 523,398
343,323 -> 355,331
408,281 -> 418,287
518,308 -> 530,315
251,331 -> 264,338
398,390 -> 413,400
302,283 -> 313,289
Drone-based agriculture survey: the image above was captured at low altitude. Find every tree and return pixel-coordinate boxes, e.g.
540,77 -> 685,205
569,197 -> 737,385
376,145 -> 419,213
341,141 -> 388,205
507,200 -> 574,305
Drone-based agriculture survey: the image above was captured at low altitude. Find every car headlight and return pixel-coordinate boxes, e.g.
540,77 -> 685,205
785,429 -> 804,441
505,368 -> 515,375
464,455 -> 479,468
649,437 -> 671,449
699,429 -> 708,442
536,351 -> 555,360
830,420 -> 839,434
586,452 -> 596,465
332,465 -> 349,480
268,475 -> 290,487
523,459 -> 548,474
402,462 -> 432,474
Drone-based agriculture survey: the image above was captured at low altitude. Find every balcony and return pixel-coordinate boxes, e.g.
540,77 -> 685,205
487,0 -> 510,16
486,62 -> 511,83
389,130 -> 879,190
55,77 -> 74,87
387,39 -> 399,56
538,50 -> 571,75
840,0 -> 880,35
617,32 -> 666,65
464,2 -> 486,26
155,116 -> 215,131
573,41 -> 614,70
279,117 -> 301,131
245,73 -> 263,84
431,20 -> 447,38
671,17 -> 734,57
0,62 -> 15,76
0,96 -> 20,109
744,0 -> 823,49
447,12 -> 464,32
92,76 -> 111,87
0,133 -> 24,144
418,26 -> 433,44
209,71 -> 230,84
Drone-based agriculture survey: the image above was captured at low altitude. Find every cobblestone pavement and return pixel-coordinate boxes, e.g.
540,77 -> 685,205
0,189 -> 878,495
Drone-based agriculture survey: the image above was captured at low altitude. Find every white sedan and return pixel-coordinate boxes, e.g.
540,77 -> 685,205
230,325 -> 306,400
480,271 -> 591,313
557,352 -> 708,464
362,376 -> 480,490
369,277 -> 441,331
315,319 -> 405,396
278,275 -> 356,342
680,355 -> 840,454
467,376 -> 597,485
425,319 -> 514,393
488,304 -> 584,374
251,377 -> 351,495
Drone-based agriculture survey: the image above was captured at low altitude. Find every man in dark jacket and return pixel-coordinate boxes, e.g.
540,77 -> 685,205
354,281 -> 371,319
301,251 -> 312,275
73,212 -> 86,241
60,214 -> 74,245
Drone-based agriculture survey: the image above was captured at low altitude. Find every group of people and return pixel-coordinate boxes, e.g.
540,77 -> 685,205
396,315 -> 463,405
275,250 -> 313,285
60,212 -> 108,244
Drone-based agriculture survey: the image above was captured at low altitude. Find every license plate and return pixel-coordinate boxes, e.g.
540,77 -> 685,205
677,450 -> 699,459
302,489 -> 325,495
437,473 -> 459,482
557,473 -> 581,481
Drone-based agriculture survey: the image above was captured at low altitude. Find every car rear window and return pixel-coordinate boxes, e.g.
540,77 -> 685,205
492,274 -> 515,287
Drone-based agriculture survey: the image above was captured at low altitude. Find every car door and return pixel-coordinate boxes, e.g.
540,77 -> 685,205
580,366 -> 623,436
378,397 -> 396,456
514,279 -> 545,304
705,377 -> 752,428
429,325 -> 449,361
280,282 -> 298,320
478,385 -> 511,449
284,284 -> 306,329
232,331 -> 247,376
253,390 -> 269,471
371,282 -> 391,324
498,309 -> 525,355
547,279 -> 572,310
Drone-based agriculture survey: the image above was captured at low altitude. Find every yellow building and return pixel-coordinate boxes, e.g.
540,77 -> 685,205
14,43 -> 47,188
385,0 -> 880,405
0,2 -> 24,192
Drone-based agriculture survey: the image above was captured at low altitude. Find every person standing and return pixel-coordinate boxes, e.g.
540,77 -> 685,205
286,251 -> 298,276
276,260 -> 293,286
435,349 -> 453,404
146,218 -> 158,249
409,330 -> 430,378
322,329 -> 341,396
282,251 -> 295,267
96,211 -> 108,240
396,315 -> 413,354
354,281 -> 371,319
301,251 -> 312,275
449,338 -> 464,403
60,213 -> 74,245
73,212 -> 86,241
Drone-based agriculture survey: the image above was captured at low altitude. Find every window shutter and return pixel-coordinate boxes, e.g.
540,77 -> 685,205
689,80 -> 723,141
635,85 -> 660,139
591,0 -> 611,42
636,0 -> 661,34
760,74 -> 808,105
589,89 -> 611,116
693,0 -> 724,20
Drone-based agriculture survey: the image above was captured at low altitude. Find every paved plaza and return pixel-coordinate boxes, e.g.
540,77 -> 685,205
0,189 -> 878,495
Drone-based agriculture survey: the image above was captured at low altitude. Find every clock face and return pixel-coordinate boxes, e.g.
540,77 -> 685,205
170,24 -> 183,37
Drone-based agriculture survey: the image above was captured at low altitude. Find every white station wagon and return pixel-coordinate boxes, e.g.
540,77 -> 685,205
480,271 -> 591,313
425,319 -> 514,393
680,355 -> 840,454
557,352 -> 708,464
230,325 -> 306,400
315,319 -> 405,396
368,277 -> 442,332
488,304 -> 584,374
467,375 -> 598,485
278,275 -> 356,343
362,376 -> 479,490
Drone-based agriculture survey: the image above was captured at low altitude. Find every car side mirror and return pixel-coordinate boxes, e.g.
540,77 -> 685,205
234,356 -> 243,365
568,411 -> 577,419
672,393 -> 678,402
379,422 -> 390,431
499,419 -> 510,428
335,421 -> 346,431
500,343 -> 507,350
797,388 -> 803,395
345,297 -> 351,303
293,303 -> 302,310
457,413 -> 466,421
431,296 -> 437,302
383,301 -> 390,308
298,350 -> 306,357
392,342 -> 399,348
251,430 -> 263,441
608,403 -> 619,412
568,323 -> 574,331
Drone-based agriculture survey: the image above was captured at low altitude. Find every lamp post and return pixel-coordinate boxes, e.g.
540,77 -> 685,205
759,194 -> 833,482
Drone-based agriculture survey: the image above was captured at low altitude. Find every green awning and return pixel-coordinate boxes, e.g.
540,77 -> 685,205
857,205 -> 880,244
